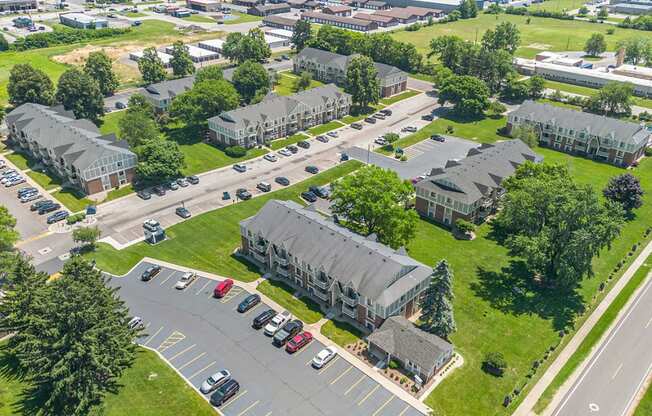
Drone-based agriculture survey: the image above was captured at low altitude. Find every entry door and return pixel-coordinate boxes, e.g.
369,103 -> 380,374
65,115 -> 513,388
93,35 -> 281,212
101,175 -> 111,190
444,208 -> 452,225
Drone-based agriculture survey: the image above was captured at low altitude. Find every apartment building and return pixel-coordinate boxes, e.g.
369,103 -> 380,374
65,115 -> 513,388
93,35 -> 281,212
262,14 -> 299,29
142,76 -> 196,112
414,140 -> 541,226
6,104 -> 137,195
208,84 -> 351,148
508,100 -> 650,167
239,200 -> 435,331
294,47 -> 408,97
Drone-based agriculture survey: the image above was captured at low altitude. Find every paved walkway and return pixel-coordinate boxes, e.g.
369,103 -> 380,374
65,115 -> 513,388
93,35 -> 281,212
514,239 -> 652,416
111,256 -> 433,415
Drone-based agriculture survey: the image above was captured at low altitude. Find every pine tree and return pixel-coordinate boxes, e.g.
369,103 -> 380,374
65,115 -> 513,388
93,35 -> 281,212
419,259 -> 456,340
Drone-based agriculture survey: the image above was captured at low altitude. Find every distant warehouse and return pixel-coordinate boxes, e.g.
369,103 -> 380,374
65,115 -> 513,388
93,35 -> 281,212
129,50 -> 174,68
0,0 -> 37,12
379,0 -> 483,12
300,11 -> 378,31
186,0 -> 222,12
59,12 -> 108,29
164,44 -> 219,63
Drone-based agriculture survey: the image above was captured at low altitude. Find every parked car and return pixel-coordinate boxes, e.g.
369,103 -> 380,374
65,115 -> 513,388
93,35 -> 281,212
374,137 -> 387,145
431,134 -> 445,142
222,191 -> 231,200
236,188 -> 252,200
316,135 -> 329,143
264,154 -> 278,162
351,123 -> 363,130
237,294 -> 261,313
340,153 -> 349,161
30,200 -> 52,211
213,278 -> 234,298
175,271 -> 197,290
264,310 -> 292,336
312,346 -> 338,368
200,369 -> 231,394
38,202 -> 60,215
286,331 -> 313,353
301,191 -> 317,203
168,181 -> 179,191
256,182 -> 271,193
309,185 -> 329,199
380,109 -> 392,116
278,148 -> 292,157
233,164 -> 247,173
115,101 -> 126,109
187,175 -> 200,185
20,193 -> 40,203
141,265 -> 162,281
6,177 -> 25,187
209,379 -> 240,407
286,145 -> 299,153
373,113 -> 385,120
143,219 -> 160,232
327,131 -> 338,138
175,207 -> 191,219
421,114 -> 434,121
297,140 -> 310,149
46,210 -> 69,224
364,117 -> 376,124
127,316 -> 144,330
252,309 -> 276,329
177,178 -> 189,187
17,187 -> 36,196
273,319 -> 303,347
275,176 -> 290,186
153,185 -> 166,196
137,190 -> 152,200
305,165 -> 319,174
402,126 -> 417,133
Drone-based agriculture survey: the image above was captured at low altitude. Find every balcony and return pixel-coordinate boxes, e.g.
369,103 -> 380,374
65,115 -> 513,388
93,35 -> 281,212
314,278 -> 329,290
276,266 -> 289,277
342,303 -> 356,319
253,241 -> 267,254
314,288 -> 329,302
252,251 -> 267,264
342,294 -> 358,307
274,255 -> 289,267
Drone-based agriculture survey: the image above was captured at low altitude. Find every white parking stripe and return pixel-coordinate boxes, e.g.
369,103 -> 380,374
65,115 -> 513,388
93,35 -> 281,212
159,271 -> 176,286
143,326 -> 163,346
357,385 -> 379,406
344,375 -> 367,396
177,352 -> 206,371
168,344 -> 196,361
330,366 -> 352,385
188,361 -> 216,380
372,396 -> 393,416
237,400 -> 260,416
318,356 -> 339,375
195,280 -> 211,295
221,390 -> 248,410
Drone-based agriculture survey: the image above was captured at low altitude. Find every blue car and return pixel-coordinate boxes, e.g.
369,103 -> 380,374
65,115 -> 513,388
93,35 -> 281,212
237,294 -> 261,313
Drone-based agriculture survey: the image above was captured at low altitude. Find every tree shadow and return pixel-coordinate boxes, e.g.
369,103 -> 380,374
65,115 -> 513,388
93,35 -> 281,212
163,123 -> 205,147
470,261 -> 585,332
0,344 -> 47,415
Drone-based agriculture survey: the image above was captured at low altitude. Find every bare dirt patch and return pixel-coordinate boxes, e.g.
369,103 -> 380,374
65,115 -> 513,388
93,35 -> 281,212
527,43 -> 553,50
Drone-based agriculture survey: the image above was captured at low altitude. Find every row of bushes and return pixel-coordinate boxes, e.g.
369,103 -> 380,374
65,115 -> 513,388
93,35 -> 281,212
505,6 -> 574,20
10,27 -> 132,51
617,15 -> 652,31
66,212 -> 86,225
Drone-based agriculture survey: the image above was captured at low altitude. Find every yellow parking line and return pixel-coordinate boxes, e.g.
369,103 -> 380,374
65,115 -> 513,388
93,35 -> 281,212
305,358 -> 314,366
242,303 -> 261,316
159,271 -> 176,286
330,366 -> 352,385
398,405 -> 410,416
143,326 -> 163,346
318,356 -> 339,375
344,374 -> 366,396
221,390 -> 247,410
264,412 -> 272,416
371,396 -> 393,415
188,361 -> 216,380
195,280 -> 211,295
157,331 -> 186,353
15,230 -> 52,247
169,344 -> 196,361
358,385 -> 380,406
237,400 -> 260,416
177,352 -> 206,371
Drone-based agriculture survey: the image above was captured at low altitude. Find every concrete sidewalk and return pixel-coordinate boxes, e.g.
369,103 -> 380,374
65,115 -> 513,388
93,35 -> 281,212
514,239 -> 652,416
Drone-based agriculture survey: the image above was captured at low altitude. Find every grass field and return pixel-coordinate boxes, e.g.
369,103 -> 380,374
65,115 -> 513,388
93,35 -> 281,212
379,89 -> 421,105
391,13 -> 648,59
0,345 -> 215,416
53,188 -> 94,213
26,170 -> 62,191
100,110 -> 127,135
308,120 -> 345,136
4,152 -> 33,171
181,14 -> 216,23
274,72 -> 323,96
223,11 -> 263,25
544,80 -> 652,110
257,280 -> 324,324
82,161 -> 363,278
269,133 -> 310,150
320,320 -> 364,348
635,383 -> 652,416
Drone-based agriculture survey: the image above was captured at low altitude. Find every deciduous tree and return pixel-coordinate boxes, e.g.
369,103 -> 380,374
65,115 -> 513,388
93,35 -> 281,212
136,138 -> 185,183
118,109 -> 160,147
294,71 -> 312,91
603,173 -> 644,214
438,75 -> 490,117
195,65 -> 223,83
170,79 -> 239,125
330,165 -> 417,248
584,33 -> 607,57
292,19 -> 312,51
232,60 -> 270,104
586,81 -> 633,115
482,21 -> 520,54
84,50 -> 119,96
419,259 -> 456,340
510,124 -> 539,148
345,55 -> 380,109
55,68 -> 105,123
72,226 -> 102,248
8,63 -> 55,106
127,93 -> 155,119
0,33 -> 9,51
618,37 -> 652,66
169,41 -> 195,77
138,47 -> 167,84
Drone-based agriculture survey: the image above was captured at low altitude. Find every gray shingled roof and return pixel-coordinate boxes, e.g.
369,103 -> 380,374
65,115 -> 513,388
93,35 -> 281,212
6,103 -> 136,173
143,76 -> 195,102
208,83 -> 350,132
252,3 -> 290,12
297,47 -> 405,79
262,15 -> 298,26
240,200 -> 433,307
510,100 -> 650,147
301,11 -> 377,27
417,139 -> 542,204
368,316 -> 453,372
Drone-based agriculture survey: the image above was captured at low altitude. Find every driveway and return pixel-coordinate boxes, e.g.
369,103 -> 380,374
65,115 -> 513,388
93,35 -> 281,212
111,261 -> 424,416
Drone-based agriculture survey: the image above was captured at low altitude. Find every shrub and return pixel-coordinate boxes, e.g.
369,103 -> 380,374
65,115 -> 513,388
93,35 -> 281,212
384,132 -> 399,143
400,155 -> 407,161
389,359 -> 400,370
11,27 -> 131,51
645,147 -> 652,157
66,213 -> 86,225
606,27 -> 615,35
224,146 -> 247,158
482,352 -> 507,377
400,376 -> 407,384
455,219 -> 476,234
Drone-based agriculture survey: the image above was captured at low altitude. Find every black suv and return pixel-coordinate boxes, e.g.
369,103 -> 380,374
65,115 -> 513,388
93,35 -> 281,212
305,165 -> 319,174
153,185 -> 166,196
275,176 -> 290,186
141,265 -> 162,281
301,191 -> 318,203
273,319 -> 303,347
309,185 -> 329,199
209,379 -> 240,407
30,200 -> 52,211
252,309 -> 276,329
236,188 -> 252,200
38,202 -> 60,215
237,294 -> 261,313
364,117 -> 376,124
286,145 -> 299,153
297,140 -> 310,149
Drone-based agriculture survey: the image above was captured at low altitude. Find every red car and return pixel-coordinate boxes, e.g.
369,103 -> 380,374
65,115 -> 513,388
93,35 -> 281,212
214,279 -> 234,298
286,331 -> 313,353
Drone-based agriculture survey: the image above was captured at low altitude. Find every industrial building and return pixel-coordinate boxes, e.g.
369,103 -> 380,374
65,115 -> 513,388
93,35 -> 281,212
186,0 -> 222,12
300,11 -> 379,31
262,14 -> 298,30
164,44 -> 220,63
264,28 -> 294,39
0,0 -> 37,12
378,0 -> 483,11
248,3 -> 291,16
129,50 -> 174,68
59,12 -> 108,29
197,38 -> 225,53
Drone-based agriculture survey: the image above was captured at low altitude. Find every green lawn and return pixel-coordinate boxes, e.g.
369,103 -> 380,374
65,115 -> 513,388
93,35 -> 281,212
274,72 -> 324,96
269,133 -> 310,150
635,383 -> 652,416
308,120 -> 345,136
379,89 -> 421,106
181,14 -> 215,23
320,320 -> 363,348
53,188 -> 94,213
391,13 -> 648,59
534,253 -> 652,413
340,104 -> 385,124
100,110 -> 126,135
223,11 -> 263,25
122,11 -> 147,17
26,170 -> 62,191
83,161 -> 363,278
257,280 -> 324,324
4,152 -> 32,171
104,184 -> 135,203
376,111 -> 506,155
528,0 -> 584,11
0,345 -> 215,416
544,80 -> 652,110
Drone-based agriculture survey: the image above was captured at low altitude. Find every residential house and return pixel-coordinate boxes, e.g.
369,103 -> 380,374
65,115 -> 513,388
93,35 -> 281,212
414,139 -> 542,226
208,83 -> 351,148
141,76 -> 196,112
373,7 -> 418,23
248,3 -> 291,16
287,0 -> 319,8
300,11 -> 378,31
6,104 -> 137,195
322,4 -> 352,15
239,200 -> 435,331
294,47 -> 408,97
507,100 -> 650,167
361,0 -> 391,10
263,14 -> 299,29
368,316 -> 454,383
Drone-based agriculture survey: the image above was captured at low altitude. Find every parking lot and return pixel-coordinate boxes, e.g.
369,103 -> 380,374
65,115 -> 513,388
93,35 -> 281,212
111,261 -> 424,416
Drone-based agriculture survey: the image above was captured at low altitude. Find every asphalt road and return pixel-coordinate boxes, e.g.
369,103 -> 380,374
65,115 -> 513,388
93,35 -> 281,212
551,269 -> 652,416
111,261 -> 423,416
